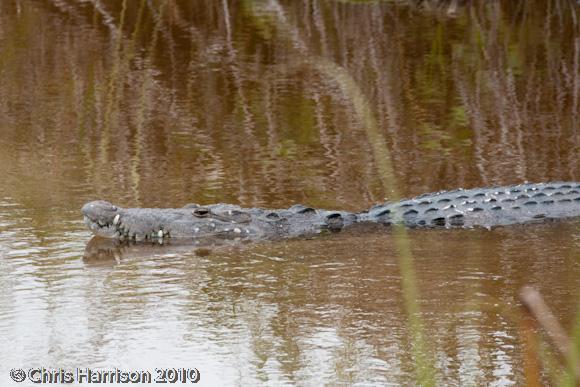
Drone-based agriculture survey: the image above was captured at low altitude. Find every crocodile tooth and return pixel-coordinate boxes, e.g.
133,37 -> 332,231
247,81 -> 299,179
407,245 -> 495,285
113,214 -> 120,225
194,227 -> 200,233
158,230 -> 164,239
233,228 -> 241,233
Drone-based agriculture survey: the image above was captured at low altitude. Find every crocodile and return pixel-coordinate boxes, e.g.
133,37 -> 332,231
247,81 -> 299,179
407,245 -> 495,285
82,182 -> 580,243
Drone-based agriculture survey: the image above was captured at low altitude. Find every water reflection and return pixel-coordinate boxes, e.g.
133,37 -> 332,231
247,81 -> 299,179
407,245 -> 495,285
72,223 -> 580,384
0,0 -> 578,385
82,236 -> 241,265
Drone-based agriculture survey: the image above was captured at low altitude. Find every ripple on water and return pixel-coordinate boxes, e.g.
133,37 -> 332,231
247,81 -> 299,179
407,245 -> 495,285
1,192 -> 579,385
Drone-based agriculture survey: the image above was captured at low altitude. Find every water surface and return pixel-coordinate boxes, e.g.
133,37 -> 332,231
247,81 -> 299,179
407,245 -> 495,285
0,1 -> 578,385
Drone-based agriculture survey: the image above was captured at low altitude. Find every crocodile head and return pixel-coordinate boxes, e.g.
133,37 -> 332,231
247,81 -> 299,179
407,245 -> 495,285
82,200 -> 262,241
82,200 -> 122,238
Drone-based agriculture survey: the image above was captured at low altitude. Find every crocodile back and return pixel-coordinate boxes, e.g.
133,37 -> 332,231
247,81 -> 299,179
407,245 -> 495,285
365,182 -> 580,228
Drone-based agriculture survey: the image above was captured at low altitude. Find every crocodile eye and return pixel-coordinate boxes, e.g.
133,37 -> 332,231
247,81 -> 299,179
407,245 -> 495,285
111,206 -> 117,211
193,208 -> 210,218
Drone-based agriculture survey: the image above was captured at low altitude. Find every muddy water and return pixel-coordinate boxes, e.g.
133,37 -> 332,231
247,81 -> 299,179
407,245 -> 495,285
0,1 -> 578,385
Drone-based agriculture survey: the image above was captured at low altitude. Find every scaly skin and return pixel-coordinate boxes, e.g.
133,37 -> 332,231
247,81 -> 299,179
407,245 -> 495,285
82,201 -> 355,242
82,182 -> 580,242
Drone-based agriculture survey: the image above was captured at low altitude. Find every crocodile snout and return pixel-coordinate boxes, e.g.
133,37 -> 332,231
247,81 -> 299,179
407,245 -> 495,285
82,201 -> 118,218
82,201 -> 121,237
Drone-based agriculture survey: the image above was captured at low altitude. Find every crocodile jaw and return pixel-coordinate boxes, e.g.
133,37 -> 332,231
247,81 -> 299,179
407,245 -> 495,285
83,215 -> 119,238
82,201 -> 122,238
82,201 -> 257,241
